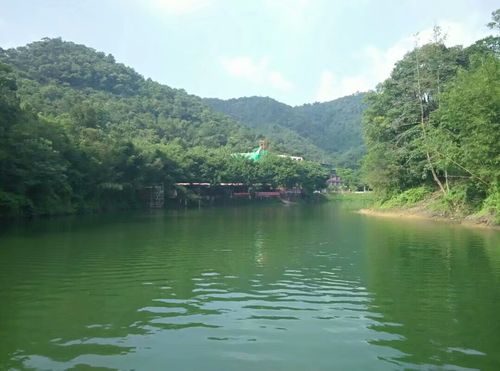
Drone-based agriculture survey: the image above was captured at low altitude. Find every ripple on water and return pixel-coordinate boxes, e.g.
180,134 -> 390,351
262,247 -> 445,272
2,205 -> 499,371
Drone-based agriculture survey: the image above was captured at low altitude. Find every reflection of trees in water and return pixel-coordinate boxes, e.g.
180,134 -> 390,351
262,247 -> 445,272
364,220 -> 500,369
254,224 -> 265,267
1,204 -> 367,369
6,206 -> 498,369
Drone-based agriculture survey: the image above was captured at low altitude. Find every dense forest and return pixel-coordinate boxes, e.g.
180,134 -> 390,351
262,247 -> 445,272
362,13 -> 499,223
2,9 -> 498,222
204,94 -> 366,168
0,38 -> 328,217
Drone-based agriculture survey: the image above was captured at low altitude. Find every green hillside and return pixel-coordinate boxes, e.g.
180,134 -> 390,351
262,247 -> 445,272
0,38 -> 257,150
204,93 -> 366,167
362,33 -> 499,222
0,38 -> 328,217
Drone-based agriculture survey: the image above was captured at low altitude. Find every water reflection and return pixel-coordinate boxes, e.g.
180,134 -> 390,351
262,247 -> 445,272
363,218 -> 500,370
0,205 -> 499,370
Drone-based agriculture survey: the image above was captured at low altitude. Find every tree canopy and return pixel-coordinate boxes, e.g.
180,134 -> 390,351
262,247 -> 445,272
0,38 -> 329,217
204,93 -> 366,168
362,15 -> 499,221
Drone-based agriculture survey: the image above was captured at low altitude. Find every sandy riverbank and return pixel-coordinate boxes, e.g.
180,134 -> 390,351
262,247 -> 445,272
357,208 -> 500,230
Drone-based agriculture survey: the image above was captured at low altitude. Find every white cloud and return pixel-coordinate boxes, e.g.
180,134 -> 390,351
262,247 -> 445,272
363,39 -> 412,84
220,55 -> 294,92
268,71 -> 293,91
314,17 -> 491,102
418,19 -> 490,48
147,0 -> 212,16
220,56 -> 264,82
314,70 -> 370,102
368,18 -> 491,83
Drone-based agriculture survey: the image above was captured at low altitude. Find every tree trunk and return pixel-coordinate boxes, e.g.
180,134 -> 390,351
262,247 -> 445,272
415,45 -> 447,195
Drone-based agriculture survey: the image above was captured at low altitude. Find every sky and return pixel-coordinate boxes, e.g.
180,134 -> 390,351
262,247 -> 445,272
0,0 -> 497,105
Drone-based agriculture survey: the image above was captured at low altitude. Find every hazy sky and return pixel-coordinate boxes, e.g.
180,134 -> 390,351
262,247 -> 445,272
0,0 -> 497,105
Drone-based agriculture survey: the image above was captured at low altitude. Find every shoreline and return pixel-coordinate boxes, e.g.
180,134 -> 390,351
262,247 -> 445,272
357,208 -> 500,231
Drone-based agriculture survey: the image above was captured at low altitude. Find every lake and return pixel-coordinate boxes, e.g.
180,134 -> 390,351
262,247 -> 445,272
1,203 -> 499,370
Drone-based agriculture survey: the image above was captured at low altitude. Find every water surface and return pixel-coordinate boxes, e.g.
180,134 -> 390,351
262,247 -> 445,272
1,204 -> 499,370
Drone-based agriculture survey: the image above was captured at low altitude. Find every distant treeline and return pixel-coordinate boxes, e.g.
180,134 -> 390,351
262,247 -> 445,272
362,11 -> 499,222
0,38 -> 327,217
204,94 -> 366,169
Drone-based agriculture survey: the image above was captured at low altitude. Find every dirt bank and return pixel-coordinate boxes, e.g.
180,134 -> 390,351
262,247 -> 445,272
357,208 -> 500,230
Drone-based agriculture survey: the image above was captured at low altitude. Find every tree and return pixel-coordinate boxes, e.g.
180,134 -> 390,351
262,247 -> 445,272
362,40 -> 467,196
487,9 -> 500,32
431,56 -> 500,190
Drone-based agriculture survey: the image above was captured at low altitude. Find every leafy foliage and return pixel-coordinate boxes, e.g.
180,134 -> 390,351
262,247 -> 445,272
362,41 -> 469,196
204,93 -> 366,167
0,39 -> 329,217
380,187 -> 431,209
362,13 -> 500,222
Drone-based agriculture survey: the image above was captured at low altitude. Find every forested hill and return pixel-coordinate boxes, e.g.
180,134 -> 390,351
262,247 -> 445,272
0,38 -> 362,164
204,93 -> 366,168
204,96 -> 293,128
0,37 -> 256,150
362,29 -> 499,223
0,38 -> 329,217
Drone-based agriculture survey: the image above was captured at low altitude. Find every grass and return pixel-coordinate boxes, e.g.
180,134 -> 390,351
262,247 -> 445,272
378,186 -> 431,209
368,185 -> 499,227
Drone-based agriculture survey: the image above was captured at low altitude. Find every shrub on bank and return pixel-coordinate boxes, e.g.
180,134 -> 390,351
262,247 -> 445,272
380,187 -> 431,209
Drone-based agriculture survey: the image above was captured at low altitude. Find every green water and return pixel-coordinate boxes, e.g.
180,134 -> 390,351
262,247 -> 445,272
1,204 -> 499,370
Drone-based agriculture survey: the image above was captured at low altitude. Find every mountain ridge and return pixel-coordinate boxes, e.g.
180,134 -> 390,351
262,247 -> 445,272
204,93 -> 366,167
1,37 -> 366,165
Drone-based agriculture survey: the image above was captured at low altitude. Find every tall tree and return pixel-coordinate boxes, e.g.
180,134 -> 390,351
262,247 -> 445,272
362,40 -> 467,196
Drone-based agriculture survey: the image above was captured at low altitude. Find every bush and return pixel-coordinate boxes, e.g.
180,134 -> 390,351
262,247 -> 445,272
478,186 -> 500,225
428,183 -> 481,217
381,186 -> 431,209
0,191 -> 29,217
